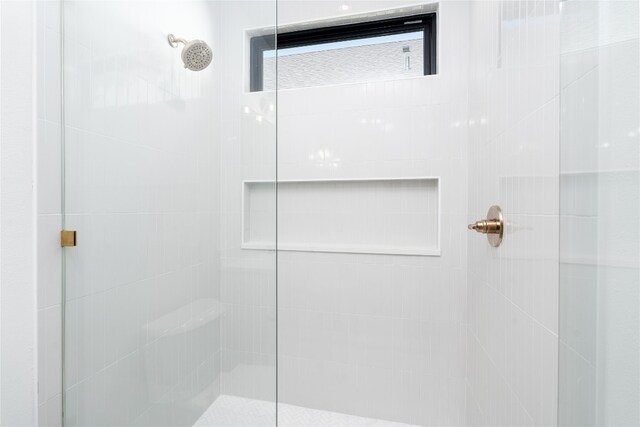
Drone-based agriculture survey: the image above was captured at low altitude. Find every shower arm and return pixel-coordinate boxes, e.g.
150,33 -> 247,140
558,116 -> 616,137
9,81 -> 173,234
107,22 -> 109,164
168,34 -> 188,48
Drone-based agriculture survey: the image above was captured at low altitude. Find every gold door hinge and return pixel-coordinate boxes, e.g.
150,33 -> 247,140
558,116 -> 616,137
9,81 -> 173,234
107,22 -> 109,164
61,230 -> 77,247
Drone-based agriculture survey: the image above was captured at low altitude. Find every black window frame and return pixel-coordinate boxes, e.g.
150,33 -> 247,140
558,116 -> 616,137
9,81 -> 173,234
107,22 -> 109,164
250,13 -> 437,92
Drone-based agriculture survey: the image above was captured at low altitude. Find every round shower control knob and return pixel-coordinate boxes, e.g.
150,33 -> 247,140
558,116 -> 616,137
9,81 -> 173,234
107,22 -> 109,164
468,205 -> 504,247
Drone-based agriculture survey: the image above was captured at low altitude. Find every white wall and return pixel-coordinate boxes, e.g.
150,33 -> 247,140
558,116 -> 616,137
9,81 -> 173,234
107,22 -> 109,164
559,1 -> 639,425
0,0 -> 39,425
219,1 -> 469,425
466,1 -> 560,426
277,1 -> 469,424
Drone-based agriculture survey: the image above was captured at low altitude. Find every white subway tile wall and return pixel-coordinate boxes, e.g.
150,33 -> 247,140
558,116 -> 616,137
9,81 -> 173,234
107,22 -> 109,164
466,0 -> 560,426
278,1 -> 469,425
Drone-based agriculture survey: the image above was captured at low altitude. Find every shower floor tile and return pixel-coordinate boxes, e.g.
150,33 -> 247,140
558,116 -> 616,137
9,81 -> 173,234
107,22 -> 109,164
193,395 -> 419,427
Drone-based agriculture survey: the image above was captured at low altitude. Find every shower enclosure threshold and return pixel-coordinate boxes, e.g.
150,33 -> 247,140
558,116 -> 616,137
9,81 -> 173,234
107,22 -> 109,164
194,395 -> 420,427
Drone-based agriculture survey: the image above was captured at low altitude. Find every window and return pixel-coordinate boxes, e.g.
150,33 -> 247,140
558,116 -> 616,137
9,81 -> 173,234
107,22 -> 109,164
250,13 -> 436,92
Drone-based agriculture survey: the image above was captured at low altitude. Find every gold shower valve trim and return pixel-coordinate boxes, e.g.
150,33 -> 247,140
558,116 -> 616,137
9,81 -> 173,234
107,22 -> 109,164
468,219 -> 502,234
468,205 -> 503,247
61,230 -> 77,247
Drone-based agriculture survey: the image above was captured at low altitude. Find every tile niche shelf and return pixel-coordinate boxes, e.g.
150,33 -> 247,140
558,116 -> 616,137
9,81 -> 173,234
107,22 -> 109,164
242,177 -> 440,256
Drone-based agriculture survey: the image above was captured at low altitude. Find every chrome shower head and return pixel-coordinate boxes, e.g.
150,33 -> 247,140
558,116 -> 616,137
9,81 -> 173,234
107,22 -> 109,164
168,34 -> 212,71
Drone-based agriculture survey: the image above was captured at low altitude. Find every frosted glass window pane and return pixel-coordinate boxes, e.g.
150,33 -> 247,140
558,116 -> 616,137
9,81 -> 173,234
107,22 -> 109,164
262,31 -> 424,90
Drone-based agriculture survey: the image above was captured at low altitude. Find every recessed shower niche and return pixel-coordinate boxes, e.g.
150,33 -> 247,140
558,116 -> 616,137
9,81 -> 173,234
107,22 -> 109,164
242,177 -> 440,256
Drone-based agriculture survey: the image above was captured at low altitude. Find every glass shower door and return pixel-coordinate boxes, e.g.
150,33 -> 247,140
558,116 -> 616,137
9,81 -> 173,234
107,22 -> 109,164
61,1 -> 277,426
559,1 -> 640,425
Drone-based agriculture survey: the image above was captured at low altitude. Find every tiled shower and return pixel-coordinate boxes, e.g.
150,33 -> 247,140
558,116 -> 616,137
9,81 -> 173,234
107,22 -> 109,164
19,0 -> 638,426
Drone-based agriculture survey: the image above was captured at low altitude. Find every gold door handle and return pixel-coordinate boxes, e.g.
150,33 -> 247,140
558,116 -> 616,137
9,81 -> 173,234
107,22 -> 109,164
468,205 -> 503,247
